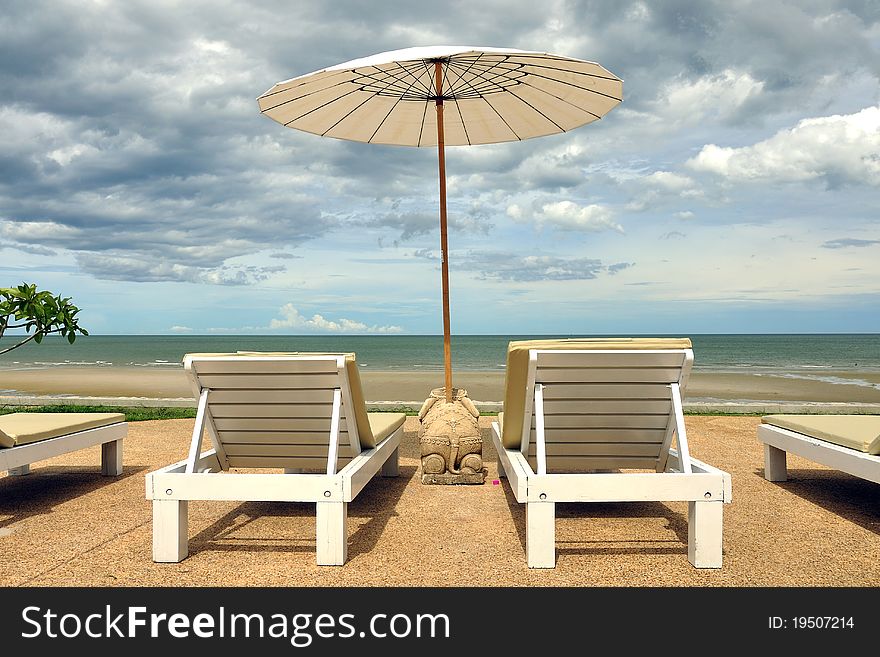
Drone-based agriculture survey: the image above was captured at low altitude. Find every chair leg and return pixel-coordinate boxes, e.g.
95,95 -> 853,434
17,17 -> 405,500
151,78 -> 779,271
153,500 -> 189,563
8,464 -> 30,476
763,444 -> 788,482
688,500 -> 723,568
526,501 -> 556,568
102,439 -> 124,476
316,501 -> 348,565
381,446 -> 399,477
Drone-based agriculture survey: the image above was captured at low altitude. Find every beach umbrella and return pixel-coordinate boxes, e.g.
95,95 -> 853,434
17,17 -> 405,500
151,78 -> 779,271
258,46 -> 622,402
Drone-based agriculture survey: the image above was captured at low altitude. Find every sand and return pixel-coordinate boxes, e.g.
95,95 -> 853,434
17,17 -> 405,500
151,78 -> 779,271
2,366 -> 880,405
1,415 -> 878,587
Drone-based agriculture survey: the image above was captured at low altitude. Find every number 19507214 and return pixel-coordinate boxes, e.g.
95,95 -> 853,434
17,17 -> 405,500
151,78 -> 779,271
769,616 -> 854,630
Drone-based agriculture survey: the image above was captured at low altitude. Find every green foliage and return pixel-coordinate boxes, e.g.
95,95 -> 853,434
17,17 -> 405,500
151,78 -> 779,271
0,405 -> 197,422
0,283 -> 88,355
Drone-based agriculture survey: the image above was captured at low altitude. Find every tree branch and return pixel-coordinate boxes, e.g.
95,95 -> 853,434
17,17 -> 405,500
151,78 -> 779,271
0,332 -> 39,356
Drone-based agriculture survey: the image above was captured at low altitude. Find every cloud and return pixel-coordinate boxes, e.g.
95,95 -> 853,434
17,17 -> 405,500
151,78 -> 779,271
460,251 -> 631,282
74,252 -> 284,285
625,171 -> 703,212
651,69 -> 765,126
509,201 -> 623,233
821,238 -> 880,249
687,106 -> 880,187
0,242 -> 58,256
660,231 -> 686,240
268,303 -> 402,334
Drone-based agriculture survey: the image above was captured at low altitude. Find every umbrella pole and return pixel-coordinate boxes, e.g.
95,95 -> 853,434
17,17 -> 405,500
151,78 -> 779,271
434,61 -> 453,403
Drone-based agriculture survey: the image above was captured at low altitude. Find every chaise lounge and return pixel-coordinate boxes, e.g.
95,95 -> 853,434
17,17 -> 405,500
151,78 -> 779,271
0,412 -> 126,477
491,338 -> 732,568
145,352 -> 404,566
758,414 -> 880,484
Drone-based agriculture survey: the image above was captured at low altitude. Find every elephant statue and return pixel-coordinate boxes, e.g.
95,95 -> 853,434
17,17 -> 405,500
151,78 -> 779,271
418,387 -> 483,478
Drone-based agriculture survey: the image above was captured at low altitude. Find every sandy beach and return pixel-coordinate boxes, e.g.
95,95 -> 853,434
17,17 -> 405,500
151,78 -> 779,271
2,366 -> 880,406
1,415 -> 878,587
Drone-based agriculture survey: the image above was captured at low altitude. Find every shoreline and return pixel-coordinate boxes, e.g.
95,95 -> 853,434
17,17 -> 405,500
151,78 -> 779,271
1,366 -> 879,410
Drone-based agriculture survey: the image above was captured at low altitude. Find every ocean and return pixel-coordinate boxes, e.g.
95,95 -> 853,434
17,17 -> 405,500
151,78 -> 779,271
0,334 -> 878,374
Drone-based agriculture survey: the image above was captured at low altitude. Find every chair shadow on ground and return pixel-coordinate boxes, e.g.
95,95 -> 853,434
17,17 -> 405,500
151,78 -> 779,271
188,465 -> 415,560
497,472 -> 693,561
0,465 -> 147,530
755,467 -> 880,535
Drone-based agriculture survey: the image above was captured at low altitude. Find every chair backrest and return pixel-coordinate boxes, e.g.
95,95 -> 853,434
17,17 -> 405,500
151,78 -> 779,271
183,353 -> 374,472
500,338 -> 693,473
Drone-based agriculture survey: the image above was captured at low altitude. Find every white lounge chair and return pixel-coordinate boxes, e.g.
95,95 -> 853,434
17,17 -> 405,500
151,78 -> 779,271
758,414 -> 880,485
491,338 -> 732,569
145,352 -> 403,566
1,412 -> 125,477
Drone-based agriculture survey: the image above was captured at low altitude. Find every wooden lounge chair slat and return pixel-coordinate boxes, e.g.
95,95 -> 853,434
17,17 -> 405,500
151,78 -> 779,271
542,399 -> 672,414
227,455 -> 353,469
209,403 -> 338,418
207,389 -> 335,403
527,456 -> 659,470
531,414 -> 670,429
212,417 -> 350,432
192,359 -> 340,374
527,428 -> 667,442
536,367 -> 685,384
222,444 -> 359,458
194,373 -> 341,389
525,443 -> 662,457
218,431 -> 351,445
534,351 -> 687,369
540,383 -> 674,399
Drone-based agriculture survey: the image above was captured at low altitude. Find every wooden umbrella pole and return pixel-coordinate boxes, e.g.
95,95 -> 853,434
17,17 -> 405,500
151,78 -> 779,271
434,61 -> 453,403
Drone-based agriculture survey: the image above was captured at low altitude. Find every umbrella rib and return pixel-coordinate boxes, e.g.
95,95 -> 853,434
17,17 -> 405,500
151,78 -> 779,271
456,55 -> 623,83
447,56 -> 522,98
356,61 -> 434,98
492,85 -> 568,134
517,70 -> 623,103
258,69 -> 353,102
366,63 -> 432,143
275,87 -> 365,127
417,59 -> 433,146
477,94 -> 523,141
316,93 -> 382,136
260,78 -> 360,114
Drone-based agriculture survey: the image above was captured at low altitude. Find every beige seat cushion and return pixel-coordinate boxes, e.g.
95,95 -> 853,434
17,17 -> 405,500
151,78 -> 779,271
762,415 -> 880,455
187,351 -> 381,448
367,412 -> 406,445
501,338 -> 693,449
0,412 -> 125,449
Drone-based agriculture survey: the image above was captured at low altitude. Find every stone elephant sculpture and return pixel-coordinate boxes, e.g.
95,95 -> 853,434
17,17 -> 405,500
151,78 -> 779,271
418,387 -> 483,475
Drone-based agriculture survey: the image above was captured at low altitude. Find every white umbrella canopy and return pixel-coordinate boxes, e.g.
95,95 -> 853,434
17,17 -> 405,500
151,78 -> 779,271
258,45 -> 622,146
258,46 -> 622,401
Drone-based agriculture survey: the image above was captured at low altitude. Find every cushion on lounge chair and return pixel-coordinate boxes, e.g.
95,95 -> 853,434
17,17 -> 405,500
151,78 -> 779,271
367,412 -> 406,445
187,351 -> 381,448
762,415 -> 880,455
501,338 -> 693,449
0,412 -> 125,449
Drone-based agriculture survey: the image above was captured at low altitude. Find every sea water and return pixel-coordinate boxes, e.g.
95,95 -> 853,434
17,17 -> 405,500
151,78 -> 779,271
0,334 -> 878,374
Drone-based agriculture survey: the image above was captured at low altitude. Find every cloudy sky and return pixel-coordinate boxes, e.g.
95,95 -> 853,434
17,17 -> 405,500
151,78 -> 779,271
1,0 -> 878,336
